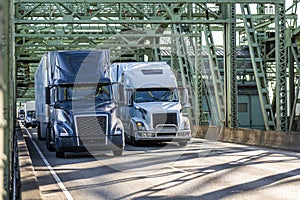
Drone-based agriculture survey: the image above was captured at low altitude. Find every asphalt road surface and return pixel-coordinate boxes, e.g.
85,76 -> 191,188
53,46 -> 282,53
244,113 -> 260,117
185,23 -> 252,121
23,127 -> 300,200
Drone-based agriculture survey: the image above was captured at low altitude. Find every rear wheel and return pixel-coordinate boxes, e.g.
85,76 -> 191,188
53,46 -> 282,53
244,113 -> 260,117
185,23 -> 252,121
37,123 -> 42,141
55,150 -> 65,158
46,125 -> 55,152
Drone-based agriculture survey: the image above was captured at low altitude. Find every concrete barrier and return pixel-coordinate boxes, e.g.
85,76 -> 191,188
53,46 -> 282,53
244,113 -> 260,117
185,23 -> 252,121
193,125 -> 300,152
17,127 -> 42,200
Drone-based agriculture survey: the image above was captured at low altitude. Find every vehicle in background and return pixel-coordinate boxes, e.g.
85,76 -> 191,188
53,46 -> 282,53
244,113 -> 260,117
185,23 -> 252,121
17,108 -> 25,122
110,62 -> 191,146
24,101 -> 37,128
35,50 -> 124,157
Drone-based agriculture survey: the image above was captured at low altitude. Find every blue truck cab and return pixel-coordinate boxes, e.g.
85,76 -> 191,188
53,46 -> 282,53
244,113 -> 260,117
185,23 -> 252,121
35,50 -> 124,157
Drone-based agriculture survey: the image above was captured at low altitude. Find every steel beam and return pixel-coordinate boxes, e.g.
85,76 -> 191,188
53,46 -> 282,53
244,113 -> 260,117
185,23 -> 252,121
14,19 -> 228,24
14,0 -> 285,3
0,1 -> 6,199
224,4 -> 237,128
275,3 -> 287,131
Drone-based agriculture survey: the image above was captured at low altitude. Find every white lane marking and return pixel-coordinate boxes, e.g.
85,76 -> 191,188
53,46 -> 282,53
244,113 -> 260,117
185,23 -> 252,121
168,165 -> 193,174
25,128 -> 74,200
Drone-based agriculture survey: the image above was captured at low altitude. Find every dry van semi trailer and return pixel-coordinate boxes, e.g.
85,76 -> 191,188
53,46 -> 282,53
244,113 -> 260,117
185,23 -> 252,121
35,50 -> 125,157
24,101 -> 37,128
110,62 -> 191,146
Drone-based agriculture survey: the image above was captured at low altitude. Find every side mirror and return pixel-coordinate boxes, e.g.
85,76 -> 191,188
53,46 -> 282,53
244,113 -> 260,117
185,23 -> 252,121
182,88 -> 191,108
118,83 -> 125,102
116,83 -> 126,106
126,88 -> 134,107
45,87 -> 50,104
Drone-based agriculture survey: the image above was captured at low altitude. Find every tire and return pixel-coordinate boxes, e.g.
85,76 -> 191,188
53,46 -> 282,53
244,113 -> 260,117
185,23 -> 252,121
129,124 -> 138,145
46,125 -> 55,152
178,141 -> 188,147
125,133 -> 131,144
55,150 -> 65,158
130,136 -> 138,146
113,149 -> 123,156
37,123 -> 43,141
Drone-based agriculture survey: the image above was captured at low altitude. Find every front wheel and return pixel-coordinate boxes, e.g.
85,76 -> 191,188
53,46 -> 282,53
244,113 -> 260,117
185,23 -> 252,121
129,124 -> 138,145
130,136 -> 138,146
178,141 -> 188,147
37,123 -> 43,141
125,133 -> 131,144
46,125 -> 55,152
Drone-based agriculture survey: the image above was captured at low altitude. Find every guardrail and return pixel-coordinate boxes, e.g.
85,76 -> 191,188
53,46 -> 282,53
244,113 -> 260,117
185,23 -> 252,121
194,125 -> 300,152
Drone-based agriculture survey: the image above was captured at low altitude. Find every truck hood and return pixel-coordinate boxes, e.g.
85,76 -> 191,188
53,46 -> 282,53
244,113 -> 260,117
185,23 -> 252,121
134,102 -> 181,114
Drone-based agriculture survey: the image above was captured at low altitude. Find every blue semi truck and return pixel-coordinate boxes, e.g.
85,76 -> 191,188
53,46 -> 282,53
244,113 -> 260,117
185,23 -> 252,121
35,50 -> 124,157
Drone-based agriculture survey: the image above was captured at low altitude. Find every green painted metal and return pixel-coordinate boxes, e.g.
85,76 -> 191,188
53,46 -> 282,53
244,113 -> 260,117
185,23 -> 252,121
1,0 -> 14,199
192,25 -> 204,126
13,0 -> 285,3
275,3 -> 287,131
204,24 -> 225,126
0,1 -> 6,199
11,1 -> 298,129
14,2 -> 228,100
289,42 -> 300,131
224,4 -> 238,128
172,23 -> 195,124
240,4 -> 276,130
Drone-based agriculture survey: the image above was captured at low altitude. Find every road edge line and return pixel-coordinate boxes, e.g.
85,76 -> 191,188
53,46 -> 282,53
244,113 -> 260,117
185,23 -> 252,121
25,128 -> 74,200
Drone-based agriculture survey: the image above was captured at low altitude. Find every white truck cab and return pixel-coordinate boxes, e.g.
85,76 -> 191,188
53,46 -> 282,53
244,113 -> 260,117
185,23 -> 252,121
110,62 -> 191,146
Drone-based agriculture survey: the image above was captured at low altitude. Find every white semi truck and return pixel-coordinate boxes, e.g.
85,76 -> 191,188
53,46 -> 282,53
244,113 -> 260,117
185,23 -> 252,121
110,62 -> 191,146
35,50 -> 125,157
24,101 -> 37,128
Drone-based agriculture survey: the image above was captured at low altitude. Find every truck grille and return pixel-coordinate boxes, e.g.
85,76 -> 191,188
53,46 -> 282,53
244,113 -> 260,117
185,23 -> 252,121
152,113 -> 177,128
75,115 -> 108,145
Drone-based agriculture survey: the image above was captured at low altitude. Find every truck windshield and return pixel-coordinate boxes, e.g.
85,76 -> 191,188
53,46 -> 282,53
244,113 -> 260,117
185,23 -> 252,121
58,84 -> 112,102
134,88 -> 179,103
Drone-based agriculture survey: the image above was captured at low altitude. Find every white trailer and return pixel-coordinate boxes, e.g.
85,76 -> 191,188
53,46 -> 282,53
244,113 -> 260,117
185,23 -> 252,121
35,55 -> 48,139
110,62 -> 192,146
24,101 -> 37,128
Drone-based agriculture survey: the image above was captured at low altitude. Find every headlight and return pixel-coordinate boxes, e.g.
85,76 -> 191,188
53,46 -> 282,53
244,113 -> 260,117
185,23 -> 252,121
136,122 -> 146,131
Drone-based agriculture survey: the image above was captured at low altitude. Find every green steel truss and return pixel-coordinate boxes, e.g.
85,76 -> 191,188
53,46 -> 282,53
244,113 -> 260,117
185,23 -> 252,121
240,4 -> 276,130
204,24 -> 225,126
225,4 -> 237,128
5,0 -> 300,198
275,3 -> 288,131
13,0 -> 298,131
